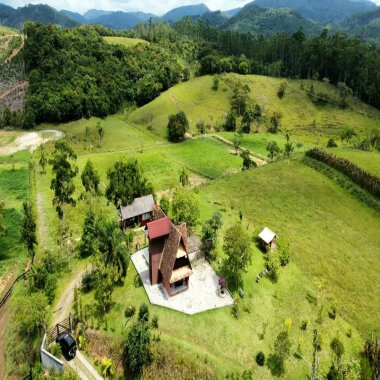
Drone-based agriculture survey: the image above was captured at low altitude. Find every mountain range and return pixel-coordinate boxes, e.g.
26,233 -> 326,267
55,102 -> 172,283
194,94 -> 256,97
0,1 -> 379,42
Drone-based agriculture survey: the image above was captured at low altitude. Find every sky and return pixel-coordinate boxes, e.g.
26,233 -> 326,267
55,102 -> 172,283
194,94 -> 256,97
0,0 -> 255,15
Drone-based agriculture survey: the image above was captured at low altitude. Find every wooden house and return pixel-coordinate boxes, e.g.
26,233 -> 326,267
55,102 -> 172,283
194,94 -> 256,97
258,227 -> 277,252
147,216 -> 192,296
119,194 -> 155,229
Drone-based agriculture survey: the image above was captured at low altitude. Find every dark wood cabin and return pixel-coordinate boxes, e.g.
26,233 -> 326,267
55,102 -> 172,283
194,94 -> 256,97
147,216 -> 192,297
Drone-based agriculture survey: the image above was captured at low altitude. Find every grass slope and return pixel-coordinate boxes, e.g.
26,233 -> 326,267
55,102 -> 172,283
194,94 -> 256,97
103,36 -> 149,47
129,74 -> 380,144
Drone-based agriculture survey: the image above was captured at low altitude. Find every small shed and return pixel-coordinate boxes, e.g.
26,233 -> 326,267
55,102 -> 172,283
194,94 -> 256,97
120,194 -> 155,228
258,227 -> 277,252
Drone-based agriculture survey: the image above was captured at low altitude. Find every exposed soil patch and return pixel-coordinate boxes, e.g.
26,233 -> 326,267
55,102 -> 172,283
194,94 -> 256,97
0,129 -> 64,156
0,81 -> 28,113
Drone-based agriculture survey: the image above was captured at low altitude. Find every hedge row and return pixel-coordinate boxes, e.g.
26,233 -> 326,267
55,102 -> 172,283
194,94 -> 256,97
305,148 -> 380,198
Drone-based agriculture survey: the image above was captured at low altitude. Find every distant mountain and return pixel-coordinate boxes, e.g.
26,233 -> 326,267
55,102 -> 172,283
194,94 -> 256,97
223,3 -> 321,37
342,7 -> 380,44
83,9 -> 113,20
93,11 -> 158,30
61,10 -> 88,24
201,11 -> 229,27
254,0 -> 377,23
162,3 -> 210,22
223,8 -> 243,18
0,3 -> 77,29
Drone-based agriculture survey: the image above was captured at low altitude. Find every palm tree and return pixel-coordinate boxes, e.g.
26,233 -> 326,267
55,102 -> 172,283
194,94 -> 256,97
97,219 -> 129,279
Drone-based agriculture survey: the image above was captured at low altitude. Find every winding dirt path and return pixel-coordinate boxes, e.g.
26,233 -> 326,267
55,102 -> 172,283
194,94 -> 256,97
4,35 -> 24,64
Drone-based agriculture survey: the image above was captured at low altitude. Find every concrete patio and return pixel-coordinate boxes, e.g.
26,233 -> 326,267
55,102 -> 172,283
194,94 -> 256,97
131,248 -> 234,315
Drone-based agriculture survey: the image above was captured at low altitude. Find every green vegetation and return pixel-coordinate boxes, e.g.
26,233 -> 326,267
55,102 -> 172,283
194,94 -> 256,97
104,36 -> 149,47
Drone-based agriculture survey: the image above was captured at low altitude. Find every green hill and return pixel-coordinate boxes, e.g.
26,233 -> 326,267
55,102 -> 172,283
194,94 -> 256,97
222,3 -> 321,37
129,74 -> 380,142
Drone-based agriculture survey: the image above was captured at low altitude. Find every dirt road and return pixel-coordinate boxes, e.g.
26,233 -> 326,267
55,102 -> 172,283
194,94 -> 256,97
0,129 -> 64,156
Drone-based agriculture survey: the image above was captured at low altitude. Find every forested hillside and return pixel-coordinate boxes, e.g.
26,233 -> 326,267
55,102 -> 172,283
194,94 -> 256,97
22,23 -> 181,125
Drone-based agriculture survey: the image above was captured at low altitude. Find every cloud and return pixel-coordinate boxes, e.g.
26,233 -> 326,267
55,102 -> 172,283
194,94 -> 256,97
2,0 -> 252,15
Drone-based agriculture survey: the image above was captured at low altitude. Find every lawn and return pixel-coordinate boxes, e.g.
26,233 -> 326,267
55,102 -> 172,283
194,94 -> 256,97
103,36 -> 149,47
0,152 -> 30,277
129,74 -> 380,142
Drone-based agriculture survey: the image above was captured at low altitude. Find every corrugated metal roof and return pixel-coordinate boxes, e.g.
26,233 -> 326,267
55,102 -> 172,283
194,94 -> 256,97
120,194 -> 155,220
258,227 -> 276,244
147,217 -> 171,240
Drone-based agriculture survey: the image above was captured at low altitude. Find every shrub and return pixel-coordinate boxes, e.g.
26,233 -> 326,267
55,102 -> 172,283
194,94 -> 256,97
301,320 -> 308,331
138,302 -> 149,322
327,138 -> 338,148
329,303 -> 337,320
81,271 -> 96,293
151,315 -> 159,329
256,351 -> 265,366
277,81 -> 288,99
49,343 -> 62,358
124,305 -> 136,319
134,273 -> 143,288
167,111 -> 189,142
231,299 -> 241,319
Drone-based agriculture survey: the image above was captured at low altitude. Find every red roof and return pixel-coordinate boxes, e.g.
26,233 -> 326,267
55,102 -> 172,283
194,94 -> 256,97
147,217 -> 171,240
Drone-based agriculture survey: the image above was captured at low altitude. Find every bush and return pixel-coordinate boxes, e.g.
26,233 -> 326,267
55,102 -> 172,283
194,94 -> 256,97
327,138 -> 338,148
81,271 -> 96,293
134,273 -> 143,288
231,299 -> 241,319
301,320 -> 308,331
124,305 -> 136,319
151,315 -> 159,329
138,302 -> 149,322
167,111 -> 189,142
256,351 -> 265,366
49,342 -> 62,358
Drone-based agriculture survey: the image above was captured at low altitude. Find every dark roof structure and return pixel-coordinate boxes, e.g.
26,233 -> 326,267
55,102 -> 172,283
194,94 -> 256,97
120,194 -> 155,220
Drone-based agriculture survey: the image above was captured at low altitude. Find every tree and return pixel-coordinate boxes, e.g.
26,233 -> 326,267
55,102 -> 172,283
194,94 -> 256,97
224,111 -> 237,132
268,111 -> 282,133
97,123 -> 105,147
330,336 -> 344,369
284,142 -> 294,160
167,111 -> 189,142
179,167 -> 190,187
79,210 -> 97,258
274,331 -> 291,361
241,150 -> 257,170
212,74 -> 219,91
0,201 -> 5,236
81,160 -> 100,196
231,83 -> 250,116
39,146 -> 47,174
340,127 -> 357,144
337,82 -> 353,108
97,217 -> 130,279
196,120 -> 206,136
123,320 -> 153,375
159,195 -> 170,215
327,138 -> 338,148
277,80 -> 288,99
171,187 -> 200,228
223,223 -> 251,286
94,257 -> 117,313
106,159 -> 154,209
14,292 -> 48,337
267,141 -> 280,161
20,201 -> 37,264
49,141 -> 78,219
233,132 -> 241,155
200,212 -> 222,261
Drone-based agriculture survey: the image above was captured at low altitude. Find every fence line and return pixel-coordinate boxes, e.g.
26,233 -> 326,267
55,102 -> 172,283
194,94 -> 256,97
0,269 -> 30,309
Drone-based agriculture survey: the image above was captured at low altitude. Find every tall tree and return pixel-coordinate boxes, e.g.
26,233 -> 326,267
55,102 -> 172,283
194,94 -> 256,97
106,159 -> 154,209
223,223 -> 251,286
171,187 -> 200,228
39,145 -> 47,174
81,160 -> 100,196
167,111 -> 189,142
79,210 -> 97,258
20,201 -> 37,264
241,150 -> 257,170
97,217 -> 130,279
179,167 -> 190,187
49,141 -> 78,219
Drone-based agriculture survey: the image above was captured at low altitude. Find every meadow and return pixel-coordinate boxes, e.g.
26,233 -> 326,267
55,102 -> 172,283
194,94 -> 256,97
103,36 -> 149,47
2,72 -> 380,379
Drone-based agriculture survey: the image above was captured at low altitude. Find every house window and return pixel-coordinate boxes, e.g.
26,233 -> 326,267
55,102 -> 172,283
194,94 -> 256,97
142,212 -> 151,221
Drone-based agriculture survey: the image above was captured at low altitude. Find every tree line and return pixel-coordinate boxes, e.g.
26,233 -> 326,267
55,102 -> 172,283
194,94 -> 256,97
306,148 -> 380,198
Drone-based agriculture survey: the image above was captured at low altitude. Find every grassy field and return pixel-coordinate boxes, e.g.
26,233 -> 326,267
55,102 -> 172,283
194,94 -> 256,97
103,36 -> 149,47
0,26 -> 19,36
0,151 -> 30,277
129,74 -> 380,144
77,157 -> 379,378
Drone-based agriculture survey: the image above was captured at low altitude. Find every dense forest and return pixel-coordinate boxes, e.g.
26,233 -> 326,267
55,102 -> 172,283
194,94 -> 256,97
7,17 -> 380,127
22,23 -> 182,125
